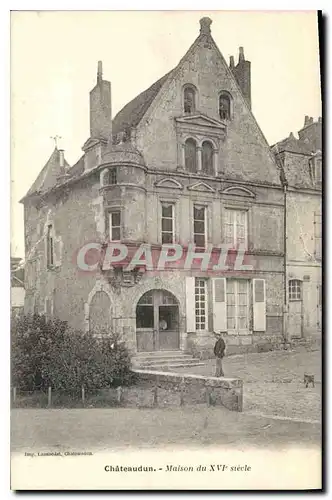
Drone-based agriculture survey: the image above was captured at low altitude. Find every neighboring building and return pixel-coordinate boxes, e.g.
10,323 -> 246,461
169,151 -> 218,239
272,116 -> 322,340
11,257 -> 25,316
21,17 -> 290,357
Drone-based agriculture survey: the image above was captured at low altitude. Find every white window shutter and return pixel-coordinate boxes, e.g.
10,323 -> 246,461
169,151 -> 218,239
185,277 -> 196,332
253,279 -> 266,331
212,278 -> 227,332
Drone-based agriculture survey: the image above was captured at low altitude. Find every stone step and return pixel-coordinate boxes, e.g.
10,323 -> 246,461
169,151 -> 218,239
133,358 -> 202,368
133,354 -> 194,363
134,351 -> 190,359
135,362 -> 205,371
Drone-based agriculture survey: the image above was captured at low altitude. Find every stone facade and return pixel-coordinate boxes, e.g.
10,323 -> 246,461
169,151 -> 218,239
21,17 -> 321,357
272,117 -> 322,339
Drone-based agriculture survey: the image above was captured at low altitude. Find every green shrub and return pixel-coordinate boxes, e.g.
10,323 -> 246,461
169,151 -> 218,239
11,313 -> 135,391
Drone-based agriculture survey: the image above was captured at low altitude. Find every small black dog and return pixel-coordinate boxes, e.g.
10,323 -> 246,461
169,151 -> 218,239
304,374 -> 315,388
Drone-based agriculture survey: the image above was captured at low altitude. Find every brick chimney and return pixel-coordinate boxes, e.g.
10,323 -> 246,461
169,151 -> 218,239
57,149 -> 70,181
90,61 -> 112,141
298,116 -> 322,152
82,61 -> 112,171
230,47 -> 251,109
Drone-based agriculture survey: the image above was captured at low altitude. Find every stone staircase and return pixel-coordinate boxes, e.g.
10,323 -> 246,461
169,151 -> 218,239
132,351 -> 205,371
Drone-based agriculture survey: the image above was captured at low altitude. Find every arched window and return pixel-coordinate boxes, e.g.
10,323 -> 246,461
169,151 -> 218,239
219,92 -> 231,120
289,280 -> 302,301
184,86 -> 196,114
185,138 -> 197,172
201,141 -> 214,175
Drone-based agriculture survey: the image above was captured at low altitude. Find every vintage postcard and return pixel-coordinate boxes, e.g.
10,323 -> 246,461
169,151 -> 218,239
10,10 -> 322,491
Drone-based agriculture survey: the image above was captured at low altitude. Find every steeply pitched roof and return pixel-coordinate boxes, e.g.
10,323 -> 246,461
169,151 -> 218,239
24,148 -> 71,198
112,71 -> 173,138
273,133 -> 312,155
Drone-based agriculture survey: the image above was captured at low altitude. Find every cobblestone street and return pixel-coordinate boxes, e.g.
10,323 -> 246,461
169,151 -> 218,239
175,346 -> 321,422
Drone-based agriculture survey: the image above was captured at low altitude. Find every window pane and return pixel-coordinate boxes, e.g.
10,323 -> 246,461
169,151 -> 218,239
162,204 -> 173,217
289,280 -> 302,300
136,306 -> 154,328
110,169 -> 117,184
194,206 -> 205,220
238,316 -> 247,329
194,220 -> 205,234
138,291 -> 153,305
112,212 -> 120,226
112,227 -> 120,241
194,234 -> 205,247
162,218 -> 173,232
162,232 -> 173,244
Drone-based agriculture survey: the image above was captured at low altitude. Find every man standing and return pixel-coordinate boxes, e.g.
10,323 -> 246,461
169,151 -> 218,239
214,332 -> 226,377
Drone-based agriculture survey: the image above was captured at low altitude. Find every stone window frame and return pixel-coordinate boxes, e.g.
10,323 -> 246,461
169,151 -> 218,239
46,224 -> 55,268
161,202 -> 175,244
183,134 -> 219,176
218,90 -> 233,121
309,154 -> 322,185
221,201 -> 252,251
157,195 -> 180,245
100,167 -> 117,187
105,206 -> 122,242
288,279 -> 302,301
189,199 -> 212,249
183,83 -> 198,114
184,136 -> 198,173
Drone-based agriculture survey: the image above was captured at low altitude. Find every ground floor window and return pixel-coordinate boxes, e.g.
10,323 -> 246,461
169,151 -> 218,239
195,278 -> 207,330
187,277 -> 267,336
226,279 -> 249,332
289,279 -> 302,301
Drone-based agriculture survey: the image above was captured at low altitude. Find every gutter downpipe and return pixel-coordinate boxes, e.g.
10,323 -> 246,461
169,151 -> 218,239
283,181 -> 289,349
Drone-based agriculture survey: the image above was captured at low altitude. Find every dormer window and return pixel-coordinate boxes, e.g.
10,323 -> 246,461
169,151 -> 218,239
183,85 -> 196,114
219,92 -> 231,120
309,156 -> 322,184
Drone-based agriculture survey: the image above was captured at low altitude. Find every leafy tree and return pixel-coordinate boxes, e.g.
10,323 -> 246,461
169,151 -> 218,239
11,314 -> 135,391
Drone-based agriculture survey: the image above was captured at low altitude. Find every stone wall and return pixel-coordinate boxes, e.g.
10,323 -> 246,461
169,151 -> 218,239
135,35 -> 279,185
133,369 -> 243,412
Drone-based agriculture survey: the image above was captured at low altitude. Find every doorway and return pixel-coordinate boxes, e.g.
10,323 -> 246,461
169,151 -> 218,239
136,290 -> 180,352
288,279 -> 303,338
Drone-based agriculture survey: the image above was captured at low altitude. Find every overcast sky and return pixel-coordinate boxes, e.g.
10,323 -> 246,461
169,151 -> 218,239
11,10 -> 322,258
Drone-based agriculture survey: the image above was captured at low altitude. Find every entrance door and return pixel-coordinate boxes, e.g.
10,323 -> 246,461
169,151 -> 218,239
136,290 -> 180,352
288,280 -> 303,338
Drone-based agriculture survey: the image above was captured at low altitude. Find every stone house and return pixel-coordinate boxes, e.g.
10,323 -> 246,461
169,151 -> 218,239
21,17 -> 291,358
272,117 -> 322,340
11,257 -> 25,317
